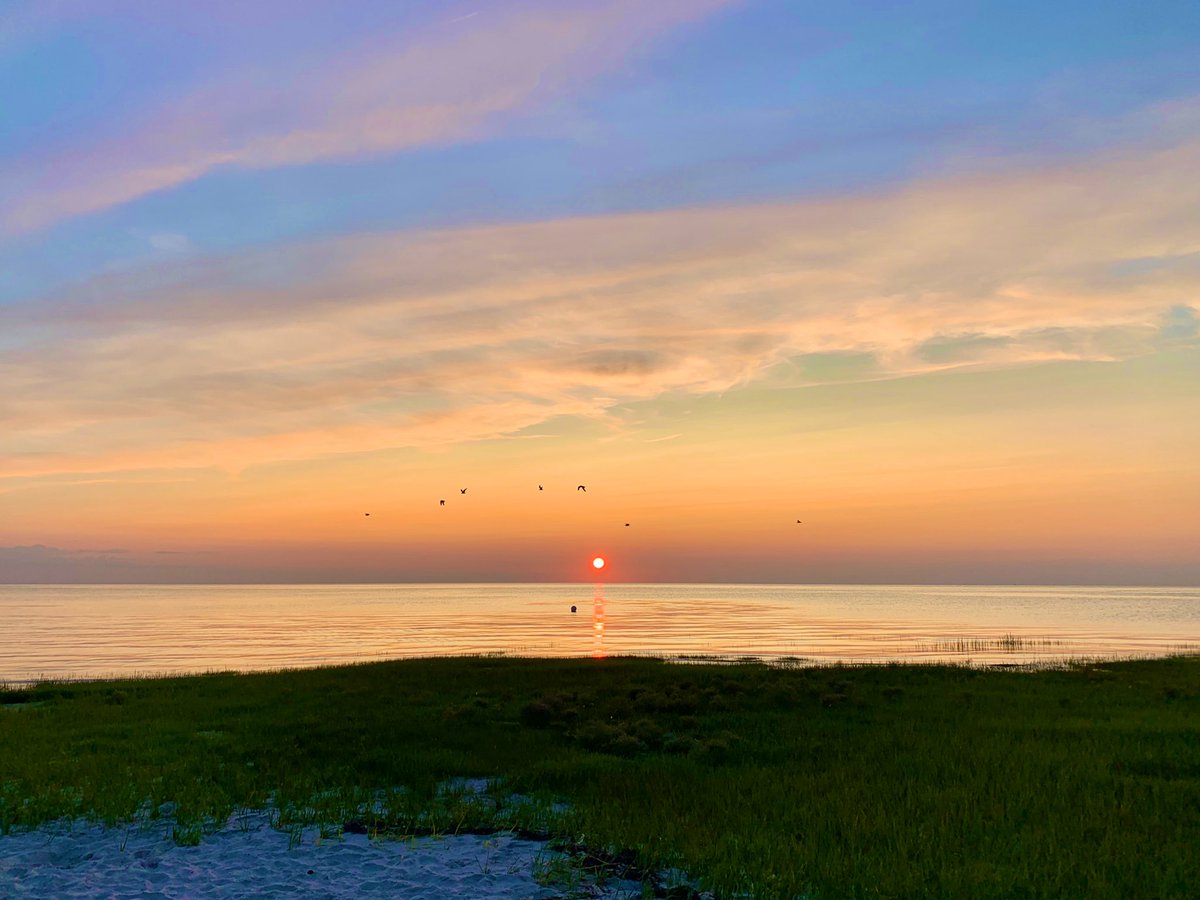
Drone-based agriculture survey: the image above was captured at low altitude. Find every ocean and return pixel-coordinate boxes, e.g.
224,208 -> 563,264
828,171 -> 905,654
2,583 -> 1197,683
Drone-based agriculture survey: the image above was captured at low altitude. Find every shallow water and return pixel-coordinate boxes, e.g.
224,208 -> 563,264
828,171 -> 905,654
1,583 -> 1198,682
0,811 -> 641,899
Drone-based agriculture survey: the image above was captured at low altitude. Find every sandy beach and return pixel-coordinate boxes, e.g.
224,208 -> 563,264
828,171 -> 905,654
0,812 -> 646,898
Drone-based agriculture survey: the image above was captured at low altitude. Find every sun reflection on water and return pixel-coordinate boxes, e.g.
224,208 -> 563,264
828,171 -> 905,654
592,582 -> 606,659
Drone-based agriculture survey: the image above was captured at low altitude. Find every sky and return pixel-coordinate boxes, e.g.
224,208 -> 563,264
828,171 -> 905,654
2,0 -> 1198,584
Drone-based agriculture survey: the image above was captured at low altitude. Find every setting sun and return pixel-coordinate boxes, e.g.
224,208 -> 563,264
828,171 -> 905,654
1,5 -> 1197,895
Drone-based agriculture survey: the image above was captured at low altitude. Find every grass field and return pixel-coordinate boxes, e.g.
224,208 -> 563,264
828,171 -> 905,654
2,655 -> 1198,898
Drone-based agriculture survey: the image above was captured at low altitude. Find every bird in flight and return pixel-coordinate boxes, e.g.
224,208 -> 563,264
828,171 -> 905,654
577,485 -> 586,492
364,513 -> 370,517
460,488 -> 467,494
625,523 -> 630,527
538,485 -> 543,491
796,520 -> 802,524
439,500 -> 445,506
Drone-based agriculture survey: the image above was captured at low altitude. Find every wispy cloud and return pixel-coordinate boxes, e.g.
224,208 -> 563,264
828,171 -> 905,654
0,0 -> 734,234
4,118 -> 1199,479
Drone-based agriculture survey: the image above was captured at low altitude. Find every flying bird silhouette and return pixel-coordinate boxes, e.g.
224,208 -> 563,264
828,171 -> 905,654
439,500 -> 445,506
577,485 -> 586,492
538,485 -> 543,491
364,513 -> 370,516
460,488 -> 467,494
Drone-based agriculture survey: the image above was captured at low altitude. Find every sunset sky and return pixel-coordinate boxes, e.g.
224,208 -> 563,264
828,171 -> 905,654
2,0 -> 1198,584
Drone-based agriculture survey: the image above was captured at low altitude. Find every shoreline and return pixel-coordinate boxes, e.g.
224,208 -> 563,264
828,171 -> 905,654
5,647 -> 1193,691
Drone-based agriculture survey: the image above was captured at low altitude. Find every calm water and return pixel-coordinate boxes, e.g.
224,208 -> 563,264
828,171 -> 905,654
2,584 -> 1198,683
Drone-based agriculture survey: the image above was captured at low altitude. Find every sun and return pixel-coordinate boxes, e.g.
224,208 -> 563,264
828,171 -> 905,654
592,556 -> 606,570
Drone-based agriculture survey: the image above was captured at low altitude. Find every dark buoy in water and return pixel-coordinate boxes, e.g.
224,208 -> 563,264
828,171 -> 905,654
570,605 -> 577,613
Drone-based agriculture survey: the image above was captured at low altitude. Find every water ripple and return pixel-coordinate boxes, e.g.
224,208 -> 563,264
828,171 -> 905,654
1,584 -> 1197,682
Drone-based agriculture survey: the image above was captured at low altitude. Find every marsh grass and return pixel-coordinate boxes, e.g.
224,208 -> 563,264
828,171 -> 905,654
1,655 -> 1198,897
913,634 -> 1069,653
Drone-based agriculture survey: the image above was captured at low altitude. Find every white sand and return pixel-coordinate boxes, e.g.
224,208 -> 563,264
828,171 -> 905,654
0,812 -> 646,898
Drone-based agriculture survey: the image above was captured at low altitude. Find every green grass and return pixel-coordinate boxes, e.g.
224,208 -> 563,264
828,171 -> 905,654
2,655 -> 1198,898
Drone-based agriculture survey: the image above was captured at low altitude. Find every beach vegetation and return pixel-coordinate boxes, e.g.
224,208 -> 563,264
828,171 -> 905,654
1,655 -> 1198,897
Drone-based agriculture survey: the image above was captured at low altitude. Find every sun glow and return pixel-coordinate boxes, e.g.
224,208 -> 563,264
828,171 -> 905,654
592,556 -> 606,570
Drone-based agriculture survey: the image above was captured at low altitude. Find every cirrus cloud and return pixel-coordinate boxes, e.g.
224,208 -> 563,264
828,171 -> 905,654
3,117 -> 1199,480
0,0 -> 735,235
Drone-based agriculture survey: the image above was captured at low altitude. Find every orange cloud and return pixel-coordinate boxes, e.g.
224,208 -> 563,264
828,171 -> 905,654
3,117 -> 1199,483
